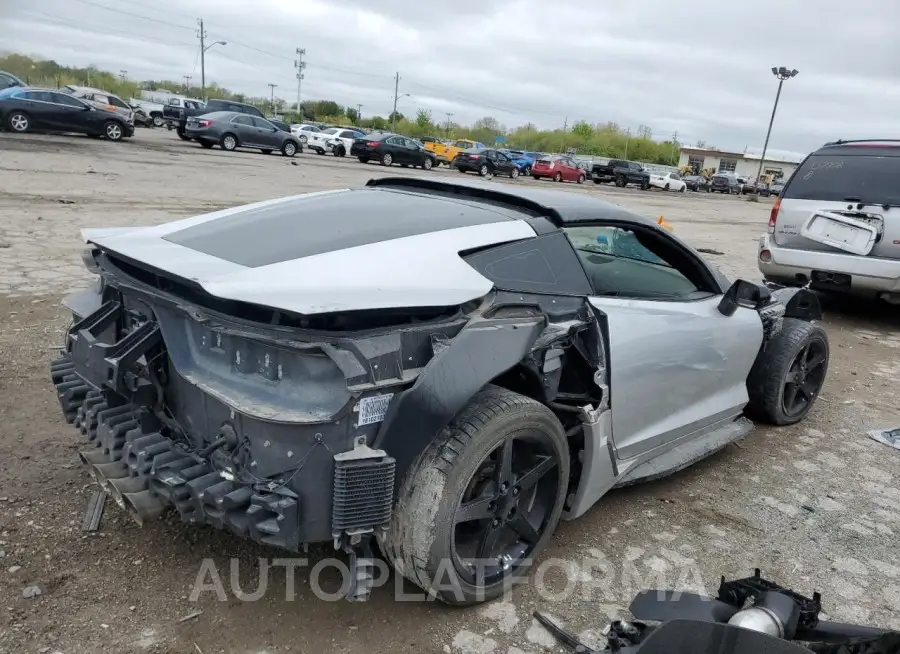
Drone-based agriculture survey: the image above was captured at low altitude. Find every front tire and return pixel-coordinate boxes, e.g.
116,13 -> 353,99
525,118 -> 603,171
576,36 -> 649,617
104,121 -> 124,142
281,141 -> 297,157
381,386 -> 569,605
746,318 -> 829,425
423,157 -> 433,170
220,133 -> 238,151
577,174 -> 585,184
7,111 -> 29,133
152,114 -> 164,128
554,172 -> 563,182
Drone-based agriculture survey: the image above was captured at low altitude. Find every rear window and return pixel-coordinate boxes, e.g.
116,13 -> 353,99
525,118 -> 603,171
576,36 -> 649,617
785,153 -> 900,204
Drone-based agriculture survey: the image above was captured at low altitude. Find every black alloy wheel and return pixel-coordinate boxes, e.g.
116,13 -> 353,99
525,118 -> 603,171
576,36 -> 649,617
782,340 -> 827,420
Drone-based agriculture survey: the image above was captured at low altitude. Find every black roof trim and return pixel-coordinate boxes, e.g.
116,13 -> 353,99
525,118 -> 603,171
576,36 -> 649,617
366,176 -> 564,223
822,138 -> 900,146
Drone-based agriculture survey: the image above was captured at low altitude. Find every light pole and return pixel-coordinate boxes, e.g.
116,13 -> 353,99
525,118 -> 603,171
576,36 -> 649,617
198,18 -> 226,101
753,66 -> 798,201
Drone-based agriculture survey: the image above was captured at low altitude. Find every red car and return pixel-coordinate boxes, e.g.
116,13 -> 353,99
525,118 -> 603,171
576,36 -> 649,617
531,155 -> 586,183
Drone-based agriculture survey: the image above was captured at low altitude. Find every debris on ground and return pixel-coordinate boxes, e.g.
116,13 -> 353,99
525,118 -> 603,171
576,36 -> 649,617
178,610 -> 203,623
22,585 -> 42,599
82,490 -> 107,532
868,427 -> 900,451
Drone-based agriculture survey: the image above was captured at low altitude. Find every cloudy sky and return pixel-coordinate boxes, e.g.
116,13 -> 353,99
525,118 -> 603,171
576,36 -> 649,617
2,0 -> 898,154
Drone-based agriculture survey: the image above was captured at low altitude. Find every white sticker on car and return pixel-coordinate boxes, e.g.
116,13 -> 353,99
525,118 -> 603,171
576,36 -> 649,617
357,394 -> 394,426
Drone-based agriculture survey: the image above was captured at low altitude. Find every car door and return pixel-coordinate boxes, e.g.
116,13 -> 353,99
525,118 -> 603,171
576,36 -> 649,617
383,136 -> 408,164
18,91 -> 60,129
229,115 -> 255,146
250,116 -> 279,148
46,92 -> 94,133
494,150 -> 515,174
564,223 -> 762,461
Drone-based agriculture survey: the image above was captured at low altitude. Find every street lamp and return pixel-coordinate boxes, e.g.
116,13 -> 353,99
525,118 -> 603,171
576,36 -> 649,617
753,66 -> 798,201
391,93 -> 410,132
200,40 -> 227,101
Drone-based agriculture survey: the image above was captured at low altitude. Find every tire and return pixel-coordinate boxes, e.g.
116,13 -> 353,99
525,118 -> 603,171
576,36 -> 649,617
261,149 -> 273,155
152,115 -> 164,128
281,141 -> 297,157
746,318 -> 829,426
176,126 -> 190,141
334,145 -> 345,157
664,183 -> 670,191
458,168 -> 468,174
381,386 -> 569,605
382,152 -> 393,166
198,140 -> 214,149
577,174 -> 585,184
422,157 -> 433,171
358,156 -> 369,163
104,121 -> 124,141
315,148 -> 325,155
479,164 -> 489,177
641,181 -> 650,191
615,175 -> 625,187
680,186 -> 686,193
593,179 -> 602,184
510,167 -> 519,179
220,133 -> 238,151
523,166 -> 531,176
553,172 -> 563,183
7,111 -> 29,133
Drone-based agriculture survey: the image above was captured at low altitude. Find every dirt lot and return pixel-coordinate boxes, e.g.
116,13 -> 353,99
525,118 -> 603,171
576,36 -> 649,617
1,129 -> 899,654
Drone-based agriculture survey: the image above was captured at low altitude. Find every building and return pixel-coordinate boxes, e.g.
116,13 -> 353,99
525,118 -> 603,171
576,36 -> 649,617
678,146 -> 804,181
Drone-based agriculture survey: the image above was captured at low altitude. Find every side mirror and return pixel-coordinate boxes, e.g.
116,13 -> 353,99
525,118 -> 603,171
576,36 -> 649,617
718,279 -> 770,316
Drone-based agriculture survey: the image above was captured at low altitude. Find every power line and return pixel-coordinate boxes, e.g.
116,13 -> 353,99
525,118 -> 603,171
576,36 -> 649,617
19,9 -> 197,49
68,0 -> 194,31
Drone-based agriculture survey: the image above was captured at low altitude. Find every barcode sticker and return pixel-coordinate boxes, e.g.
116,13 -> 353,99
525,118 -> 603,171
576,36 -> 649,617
357,394 -> 394,426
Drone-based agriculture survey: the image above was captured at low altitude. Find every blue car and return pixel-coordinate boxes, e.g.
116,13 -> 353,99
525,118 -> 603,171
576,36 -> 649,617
501,149 -> 539,175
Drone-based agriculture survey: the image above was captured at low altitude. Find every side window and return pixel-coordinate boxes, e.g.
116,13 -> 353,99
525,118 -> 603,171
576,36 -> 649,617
51,93 -> 85,107
23,91 -> 54,102
386,136 -> 403,146
168,98 -> 180,105
93,94 -> 109,104
107,96 -> 128,108
564,226 -> 708,300
231,115 -> 252,126
496,151 -> 509,161
250,116 -> 272,129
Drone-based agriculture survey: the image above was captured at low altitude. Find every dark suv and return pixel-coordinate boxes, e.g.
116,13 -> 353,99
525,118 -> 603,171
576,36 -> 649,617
591,159 -> 650,188
711,173 -> 740,194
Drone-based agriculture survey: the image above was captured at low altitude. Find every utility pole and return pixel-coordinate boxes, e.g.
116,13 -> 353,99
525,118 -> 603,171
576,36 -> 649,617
445,112 -> 453,136
356,104 -> 363,121
267,83 -> 278,115
294,48 -> 306,119
183,75 -> 192,91
624,127 -> 631,159
753,67 -> 799,201
559,116 -> 568,154
119,70 -> 127,81
197,18 -> 207,100
672,130 -> 679,165
391,72 -> 400,133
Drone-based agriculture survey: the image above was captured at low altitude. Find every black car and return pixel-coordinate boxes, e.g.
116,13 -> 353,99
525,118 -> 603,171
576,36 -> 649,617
350,132 -> 437,169
683,175 -> 711,192
452,148 -> 521,178
710,173 -> 741,194
184,111 -> 302,156
0,86 -> 134,141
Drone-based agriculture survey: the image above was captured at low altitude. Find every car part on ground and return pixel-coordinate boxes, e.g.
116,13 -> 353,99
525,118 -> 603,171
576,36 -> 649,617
51,176 -> 829,605
868,426 -> 900,451
758,139 -> 900,302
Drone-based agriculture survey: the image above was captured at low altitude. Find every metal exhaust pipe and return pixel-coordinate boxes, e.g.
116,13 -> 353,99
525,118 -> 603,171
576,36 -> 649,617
79,449 -> 108,466
107,476 -> 148,510
122,490 -> 166,527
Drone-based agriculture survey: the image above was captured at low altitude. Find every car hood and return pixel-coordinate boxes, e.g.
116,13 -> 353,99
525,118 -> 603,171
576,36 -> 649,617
84,188 -> 537,315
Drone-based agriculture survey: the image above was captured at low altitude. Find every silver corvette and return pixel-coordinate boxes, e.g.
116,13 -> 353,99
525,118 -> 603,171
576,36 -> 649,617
50,176 -> 829,604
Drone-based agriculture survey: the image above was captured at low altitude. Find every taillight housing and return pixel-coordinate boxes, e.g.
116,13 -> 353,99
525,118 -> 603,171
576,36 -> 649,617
367,141 -> 380,147
198,119 -> 212,128
768,196 -> 781,234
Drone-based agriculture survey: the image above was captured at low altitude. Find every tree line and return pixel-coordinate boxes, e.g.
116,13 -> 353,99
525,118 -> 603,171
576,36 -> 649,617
1,53 -> 683,163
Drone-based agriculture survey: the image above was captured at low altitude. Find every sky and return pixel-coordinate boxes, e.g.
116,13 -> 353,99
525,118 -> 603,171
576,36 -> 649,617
2,0 -> 899,156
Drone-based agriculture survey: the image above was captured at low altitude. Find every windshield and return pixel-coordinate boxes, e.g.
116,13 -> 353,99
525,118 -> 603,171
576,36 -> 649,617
785,152 -> 900,204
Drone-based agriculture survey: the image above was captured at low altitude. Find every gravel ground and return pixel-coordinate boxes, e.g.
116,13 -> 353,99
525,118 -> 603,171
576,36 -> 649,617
1,128 -> 899,654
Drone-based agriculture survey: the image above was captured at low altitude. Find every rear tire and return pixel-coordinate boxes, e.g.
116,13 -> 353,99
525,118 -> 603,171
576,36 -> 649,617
380,386 -> 569,605
615,175 -> 625,187
746,318 -> 829,426
382,152 -> 393,166
358,156 -> 369,163
261,149 -> 273,155
198,140 -> 214,149
7,111 -> 30,133
333,145 -> 345,157
479,164 -> 489,177
176,126 -> 190,141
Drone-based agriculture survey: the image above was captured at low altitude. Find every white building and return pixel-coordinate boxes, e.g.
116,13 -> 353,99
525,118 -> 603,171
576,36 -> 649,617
678,146 -> 804,181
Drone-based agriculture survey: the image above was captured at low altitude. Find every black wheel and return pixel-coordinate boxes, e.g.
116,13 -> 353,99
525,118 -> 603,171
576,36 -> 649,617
198,140 -> 214,149
104,121 -> 124,141
641,181 -> 650,190
458,168 -> 468,174
220,133 -> 238,151
746,318 -> 829,425
510,167 -> 519,179
7,111 -> 30,133
593,179 -> 602,184
333,145 -> 345,157
315,148 -> 325,156
423,157 -> 433,170
261,149 -> 273,155
479,164 -> 489,177
381,386 -> 569,605
176,126 -> 190,141
152,115 -> 164,128
523,166 -> 531,176
615,175 -> 625,187
358,156 -> 369,163
664,183 -> 670,191
281,141 -> 298,157
553,172 -> 562,182
382,152 -> 393,166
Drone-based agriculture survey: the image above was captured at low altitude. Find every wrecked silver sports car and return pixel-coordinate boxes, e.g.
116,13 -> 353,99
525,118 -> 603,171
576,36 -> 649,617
51,177 -> 829,604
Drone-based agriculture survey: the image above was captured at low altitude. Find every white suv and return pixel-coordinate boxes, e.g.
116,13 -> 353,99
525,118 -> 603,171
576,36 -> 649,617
307,127 -> 364,157
290,123 -> 320,144
758,139 -> 900,303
